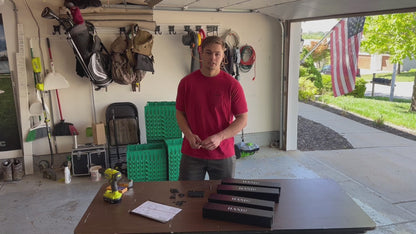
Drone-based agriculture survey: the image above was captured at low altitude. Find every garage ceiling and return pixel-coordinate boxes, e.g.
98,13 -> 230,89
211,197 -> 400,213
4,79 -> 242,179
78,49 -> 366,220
151,0 -> 416,21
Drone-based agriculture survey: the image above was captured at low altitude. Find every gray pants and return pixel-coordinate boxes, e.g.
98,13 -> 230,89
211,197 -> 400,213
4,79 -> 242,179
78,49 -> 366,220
179,154 -> 236,181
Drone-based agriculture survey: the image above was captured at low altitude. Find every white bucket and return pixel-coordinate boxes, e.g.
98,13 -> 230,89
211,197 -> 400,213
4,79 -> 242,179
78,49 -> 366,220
89,166 -> 102,182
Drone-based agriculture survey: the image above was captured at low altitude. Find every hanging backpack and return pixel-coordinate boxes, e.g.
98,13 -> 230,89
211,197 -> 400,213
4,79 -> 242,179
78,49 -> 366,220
110,24 -> 154,91
127,24 -> 155,90
110,29 -> 138,90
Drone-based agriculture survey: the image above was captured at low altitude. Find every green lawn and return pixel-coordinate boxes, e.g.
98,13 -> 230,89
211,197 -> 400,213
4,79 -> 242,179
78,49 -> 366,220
317,95 -> 416,131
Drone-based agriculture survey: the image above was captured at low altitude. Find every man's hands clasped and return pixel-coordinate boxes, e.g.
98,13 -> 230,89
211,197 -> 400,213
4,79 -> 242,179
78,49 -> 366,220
185,133 -> 223,151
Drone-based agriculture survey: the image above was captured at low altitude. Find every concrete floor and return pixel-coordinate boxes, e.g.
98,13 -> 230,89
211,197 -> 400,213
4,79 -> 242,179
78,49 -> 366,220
1,102 -> 416,233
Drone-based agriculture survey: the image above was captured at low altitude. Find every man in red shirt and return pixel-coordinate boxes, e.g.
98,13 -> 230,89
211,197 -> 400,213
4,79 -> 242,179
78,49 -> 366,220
176,36 -> 248,180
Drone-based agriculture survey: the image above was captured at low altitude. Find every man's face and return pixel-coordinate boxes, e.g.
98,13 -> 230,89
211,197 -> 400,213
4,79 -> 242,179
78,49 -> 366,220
200,43 -> 224,71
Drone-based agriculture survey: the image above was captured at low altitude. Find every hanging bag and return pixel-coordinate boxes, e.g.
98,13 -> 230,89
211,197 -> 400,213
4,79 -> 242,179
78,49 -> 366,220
127,24 -> 155,91
87,34 -> 112,88
110,29 -> 138,86
134,53 -> 154,73
70,21 -> 112,89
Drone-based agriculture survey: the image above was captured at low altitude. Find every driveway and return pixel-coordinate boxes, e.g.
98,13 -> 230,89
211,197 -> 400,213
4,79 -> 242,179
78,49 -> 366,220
365,81 -> 413,99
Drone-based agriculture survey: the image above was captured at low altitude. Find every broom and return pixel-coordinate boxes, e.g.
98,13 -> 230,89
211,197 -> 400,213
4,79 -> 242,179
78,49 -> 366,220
52,90 -> 76,136
26,41 -> 49,142
26,123 -> 49,142
44,37 -> 77,136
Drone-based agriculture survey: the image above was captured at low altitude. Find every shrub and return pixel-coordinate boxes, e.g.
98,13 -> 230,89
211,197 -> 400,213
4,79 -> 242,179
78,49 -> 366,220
300,48 -> 323,92
299,77 -> 318,101
299,66 -> 307,77
321,74 -> 333,95
346,77 -> 367,98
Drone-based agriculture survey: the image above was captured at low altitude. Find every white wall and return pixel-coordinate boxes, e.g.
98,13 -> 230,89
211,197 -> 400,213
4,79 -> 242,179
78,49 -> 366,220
8,1 -> 282,158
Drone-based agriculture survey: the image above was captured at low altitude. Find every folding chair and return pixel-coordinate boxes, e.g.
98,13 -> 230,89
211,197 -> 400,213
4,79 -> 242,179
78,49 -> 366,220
105,102 -> 140,174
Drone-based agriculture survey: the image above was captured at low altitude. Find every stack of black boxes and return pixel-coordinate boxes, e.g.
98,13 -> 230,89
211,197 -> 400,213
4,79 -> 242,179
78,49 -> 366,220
203,178 -> 281,228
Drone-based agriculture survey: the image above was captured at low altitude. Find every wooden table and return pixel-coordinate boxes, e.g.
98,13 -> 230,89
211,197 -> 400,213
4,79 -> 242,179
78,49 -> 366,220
75,178 -> 375,233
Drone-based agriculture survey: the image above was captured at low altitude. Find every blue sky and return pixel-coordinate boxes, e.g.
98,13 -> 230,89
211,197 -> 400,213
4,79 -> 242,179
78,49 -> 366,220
302,19 -> 338,33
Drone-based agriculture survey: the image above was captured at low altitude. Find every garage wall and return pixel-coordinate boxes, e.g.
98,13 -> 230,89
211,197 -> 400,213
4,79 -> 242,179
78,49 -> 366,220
7,0 -> 282,157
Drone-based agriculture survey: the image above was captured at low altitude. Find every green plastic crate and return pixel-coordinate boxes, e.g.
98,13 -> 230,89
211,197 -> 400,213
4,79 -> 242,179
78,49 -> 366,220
164,138 -> 183,181
145,101 -> 182,142
127,143 -> 167,182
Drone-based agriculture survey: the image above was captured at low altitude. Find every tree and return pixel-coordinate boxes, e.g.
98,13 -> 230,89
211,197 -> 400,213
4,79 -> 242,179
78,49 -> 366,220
304,39 -> 330,68
300,48 -> 323,92
361,13 -> 416,111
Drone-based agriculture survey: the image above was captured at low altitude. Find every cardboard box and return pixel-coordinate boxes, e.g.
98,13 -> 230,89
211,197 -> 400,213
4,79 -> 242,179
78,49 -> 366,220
92,123 -> 106,145
208,193 -> 275,211
217,184 -> 280,202
203,202 -> 274,228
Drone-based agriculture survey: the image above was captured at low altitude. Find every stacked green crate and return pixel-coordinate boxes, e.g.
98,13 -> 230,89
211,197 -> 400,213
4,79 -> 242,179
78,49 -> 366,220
145,101 -> 182,142
127,143 -> 167,182
164,138 -> 183,181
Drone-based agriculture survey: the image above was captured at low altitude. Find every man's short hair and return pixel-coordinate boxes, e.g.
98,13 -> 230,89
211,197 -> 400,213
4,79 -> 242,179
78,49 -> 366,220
201,36 -> 225,51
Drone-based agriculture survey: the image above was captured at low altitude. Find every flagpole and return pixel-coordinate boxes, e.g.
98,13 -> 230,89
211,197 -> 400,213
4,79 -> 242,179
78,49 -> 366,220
300,20 -> 341,64
300,29 -> 332,64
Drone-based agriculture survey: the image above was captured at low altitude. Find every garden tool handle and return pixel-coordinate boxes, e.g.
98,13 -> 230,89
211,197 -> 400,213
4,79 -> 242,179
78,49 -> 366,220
55,89 -> 64,120
46,37 -> 55,73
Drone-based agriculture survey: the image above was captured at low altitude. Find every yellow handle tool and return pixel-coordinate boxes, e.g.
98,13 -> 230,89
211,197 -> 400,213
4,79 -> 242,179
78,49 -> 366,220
32,57 -> 44,91
32,57 -> 42,73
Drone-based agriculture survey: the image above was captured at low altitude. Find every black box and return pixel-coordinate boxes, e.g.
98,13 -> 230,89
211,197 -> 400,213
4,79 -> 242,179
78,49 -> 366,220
208,193 -> 275,211
222,178 -> 281,191
203,202 -> 274,228
89,149 -> 107,169
72,145 -> 107,176
72,151 -> 89,176
217,184 -> 280,202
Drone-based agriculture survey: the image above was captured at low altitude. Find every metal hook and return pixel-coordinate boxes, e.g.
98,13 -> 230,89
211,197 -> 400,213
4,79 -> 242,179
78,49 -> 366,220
169,25 -> 176,35
184,25 -> 191,32
155,25 -> 162,35
195,25 -> 201,31
53,25 -> 61,35
119,27 -> 126,36
207,25 -> 218,36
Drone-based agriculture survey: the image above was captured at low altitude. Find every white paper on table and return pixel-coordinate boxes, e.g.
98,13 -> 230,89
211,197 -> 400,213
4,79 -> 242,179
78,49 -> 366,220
130,201 -> 182,223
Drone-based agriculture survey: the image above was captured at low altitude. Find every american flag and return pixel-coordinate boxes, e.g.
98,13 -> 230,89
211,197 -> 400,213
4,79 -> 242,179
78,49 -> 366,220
330,17 -> 365,97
